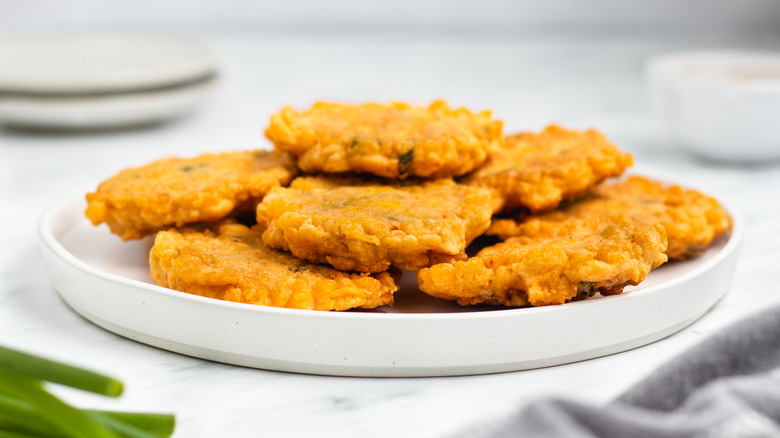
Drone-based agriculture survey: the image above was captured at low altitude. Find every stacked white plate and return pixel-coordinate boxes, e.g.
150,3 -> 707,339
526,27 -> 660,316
0,33 -> 217,129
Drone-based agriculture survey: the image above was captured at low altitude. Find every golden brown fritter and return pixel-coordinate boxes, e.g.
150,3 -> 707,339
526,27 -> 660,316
256,177 -> 494,272
265,100 -> 503,179
417,222 -> 668,307
463,125 -> 633,213
488,176 -> 732,259
85,150 -> 297,240
149,223 -> 397,311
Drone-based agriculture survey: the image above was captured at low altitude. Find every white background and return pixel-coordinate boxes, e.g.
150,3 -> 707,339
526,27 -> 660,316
2,0 -> 780,31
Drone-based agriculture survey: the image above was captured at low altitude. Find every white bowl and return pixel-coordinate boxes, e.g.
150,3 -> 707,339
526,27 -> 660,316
648,50 -> 780,163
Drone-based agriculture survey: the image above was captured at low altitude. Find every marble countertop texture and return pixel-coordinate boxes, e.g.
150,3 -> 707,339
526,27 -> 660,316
2,28 -> 780,437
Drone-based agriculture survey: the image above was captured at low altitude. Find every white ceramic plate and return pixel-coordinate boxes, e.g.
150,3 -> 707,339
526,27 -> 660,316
0,78 -> 216,130
0,33 -> 216,94
39,183 -> 742,377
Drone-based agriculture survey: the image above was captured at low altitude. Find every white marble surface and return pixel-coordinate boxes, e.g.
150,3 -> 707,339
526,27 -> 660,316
2,29 -> 780,437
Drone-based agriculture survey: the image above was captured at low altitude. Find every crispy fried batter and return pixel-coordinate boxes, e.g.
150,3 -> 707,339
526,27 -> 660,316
85,150 -> 297,240
265,100 -> 502,179
417,222 -> 668,307
488,176 -> 732,259
149,223 -> 397,311
463,125 -> 633,213
256,177 -> 494,272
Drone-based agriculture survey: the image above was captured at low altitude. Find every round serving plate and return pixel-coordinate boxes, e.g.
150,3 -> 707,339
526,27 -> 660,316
39,176 -> 742,377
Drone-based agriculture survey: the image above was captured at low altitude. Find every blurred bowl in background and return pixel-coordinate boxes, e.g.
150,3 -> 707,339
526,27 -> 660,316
0,32 -> 217,130
648,50 -> 780,163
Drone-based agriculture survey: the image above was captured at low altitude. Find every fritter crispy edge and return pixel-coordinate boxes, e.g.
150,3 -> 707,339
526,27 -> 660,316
463,124 -> 633,213
149,223 -> 397,311
418,222 -> 668,307
256,178 -> 494,272
85,150 -> 297,240
488,176 -> 732,259
265,100 -> 503,179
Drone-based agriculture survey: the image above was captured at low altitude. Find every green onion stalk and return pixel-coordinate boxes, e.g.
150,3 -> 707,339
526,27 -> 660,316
0,346 -> 175,438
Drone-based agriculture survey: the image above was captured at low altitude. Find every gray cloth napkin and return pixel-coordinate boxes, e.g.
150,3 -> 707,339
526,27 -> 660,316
457,304 -> 780,438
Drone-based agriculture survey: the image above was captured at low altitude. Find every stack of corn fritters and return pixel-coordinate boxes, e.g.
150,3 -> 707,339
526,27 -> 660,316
85,100 -> 731,310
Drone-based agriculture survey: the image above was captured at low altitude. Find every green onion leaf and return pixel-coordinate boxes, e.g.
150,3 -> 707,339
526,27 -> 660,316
0,392 -> 61,437
0,370 -> 119,438
86,411 -> 175,437
0,346 -> 123,397
0,430 -> 45,438
0,346 -> 175,437
398,149 -> 414,176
